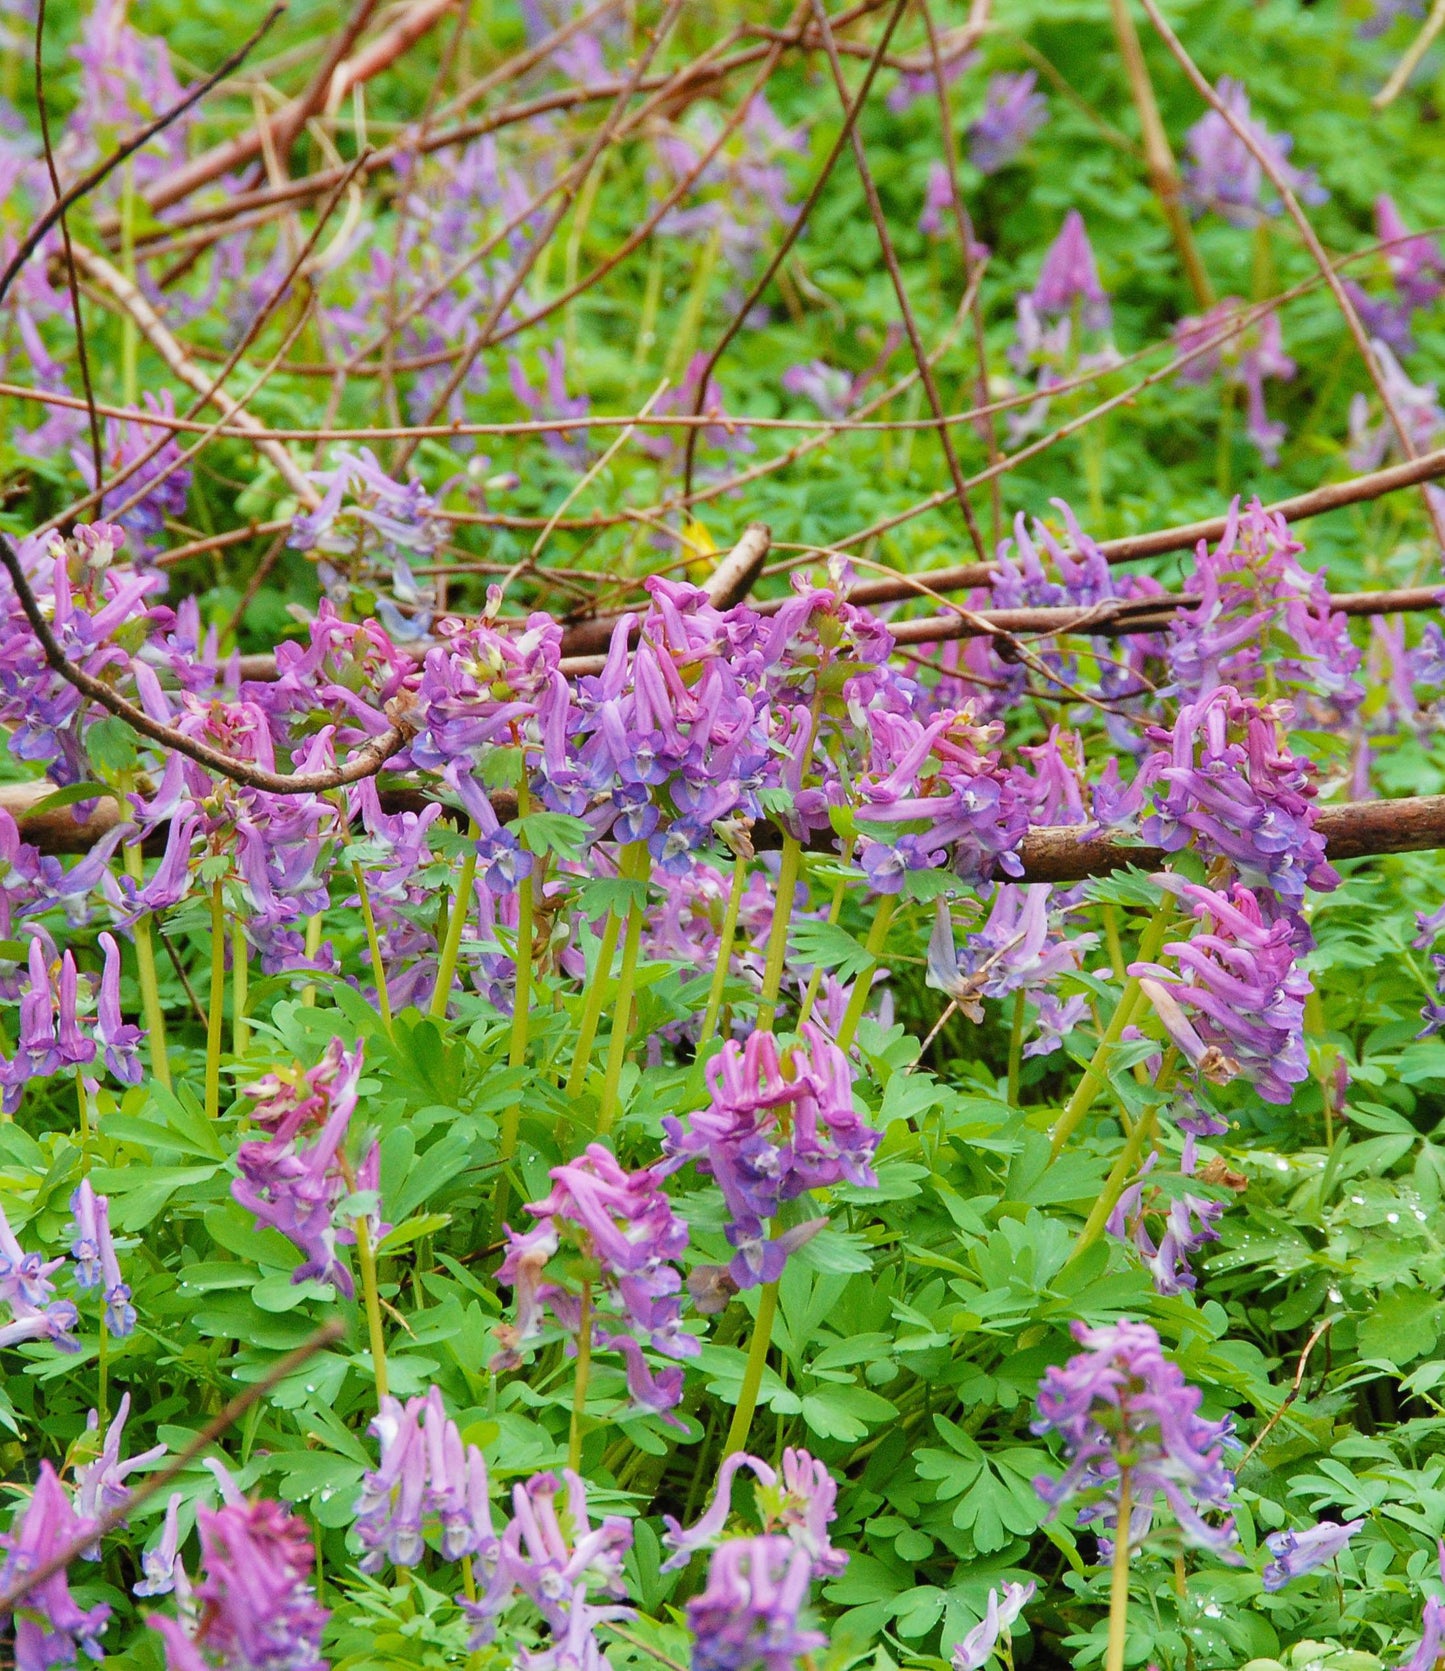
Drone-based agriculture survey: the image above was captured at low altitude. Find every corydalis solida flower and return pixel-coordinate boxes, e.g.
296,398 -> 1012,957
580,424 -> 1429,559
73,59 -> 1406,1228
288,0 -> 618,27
0,1463 -> 110,1670
1032,1319 -> 1237,1557
148,1497 -> 328,1671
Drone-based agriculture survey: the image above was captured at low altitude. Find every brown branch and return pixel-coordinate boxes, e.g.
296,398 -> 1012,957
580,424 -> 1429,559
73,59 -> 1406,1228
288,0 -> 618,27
0,1320 -> 345,1616
0,536 -> 412,796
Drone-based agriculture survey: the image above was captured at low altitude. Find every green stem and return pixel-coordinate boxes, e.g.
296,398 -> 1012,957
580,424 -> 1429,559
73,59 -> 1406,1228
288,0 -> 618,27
430,826 -> 479,1020
491,785 -> 536,1235
796,850 -> 852,1033
722,1278 -> 778,1458
352,863 -> 393,1039
564,855 -> 634,1098
1066,1108 -> 1159,1267
1106,1471 -> 1133,1671
1102,904 -> 1126,981
97,1310 -> 109,1429
354,1213 -> 389,1404
835,893 -> 899,1053
122,840 -> 170,1090
596,850 -> 651,1137
232,923 -> 249,1057
696,851 -> 749,1052
205,880 -> 226,1121
301,911 -> 323,1010
1048,900 -> 1173,1160
568,1281 -> 593,1472
1007,988 -> 1025,1107
756,837 -> 802,1034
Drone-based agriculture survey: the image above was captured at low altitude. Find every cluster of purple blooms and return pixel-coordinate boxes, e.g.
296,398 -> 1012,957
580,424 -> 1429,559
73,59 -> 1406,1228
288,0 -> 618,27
661,1025 -> 877,1294
231,1039 -> 384,1297
1181,78 -> 1326,225
1,933 -> 143,1111
493,1144 -> 695,1416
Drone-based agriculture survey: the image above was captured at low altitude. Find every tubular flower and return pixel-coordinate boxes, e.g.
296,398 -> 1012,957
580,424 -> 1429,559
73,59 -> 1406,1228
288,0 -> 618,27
662,1447 -> 846,1578
951,1581 -> 1036,1671
968,71 -> 1046,173
685,1536 -> 825,1671
148,1497 -> 328,1671
1182,77 -> 1325,225
0,1463 -> 110,1671
926,885 -> 1094,1029
1397,1544 -> 1445,1671
354,1385 -> 496,1572
70,1180 -> 135,1336
1132,879 -> 1311,1104
492,1144 -> 693,1415
73,1393 -> 166,1554
661,1024 -> 876,1291
1262,1516 -> 1364,1591
1032,1319 -> 1237,1558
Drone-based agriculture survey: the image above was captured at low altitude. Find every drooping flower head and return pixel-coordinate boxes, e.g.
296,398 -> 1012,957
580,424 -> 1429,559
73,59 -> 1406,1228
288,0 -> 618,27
70,1179 -> 135,1336
1028,209 -> 1110,330
662,1447 -> 845,1578
968,72 -> 1047,173
1032,1319 -> 1237,1557
1262,1516 -> 1363,1591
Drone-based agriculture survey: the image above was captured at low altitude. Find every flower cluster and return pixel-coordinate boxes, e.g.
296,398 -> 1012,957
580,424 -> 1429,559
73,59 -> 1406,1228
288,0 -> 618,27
662,1025 -> 876,1292
1032,1319 -> 1237,1556
493,1144 -> 694,1414
232,1039 -> 382,1296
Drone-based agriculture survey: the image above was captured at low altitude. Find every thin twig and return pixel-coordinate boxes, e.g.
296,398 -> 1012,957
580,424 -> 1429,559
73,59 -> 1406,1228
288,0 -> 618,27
0,1319 -> 346,1614
1373,0 -> 1445,107
1239,1316 -> 1337,1468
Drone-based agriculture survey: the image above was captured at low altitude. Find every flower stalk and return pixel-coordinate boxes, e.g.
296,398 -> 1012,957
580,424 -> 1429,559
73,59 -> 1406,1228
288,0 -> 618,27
595,848 -> 652,1137
696,850 -> 749,1051
1106,1472 -> 1133,1671
205,878 -> 226,1121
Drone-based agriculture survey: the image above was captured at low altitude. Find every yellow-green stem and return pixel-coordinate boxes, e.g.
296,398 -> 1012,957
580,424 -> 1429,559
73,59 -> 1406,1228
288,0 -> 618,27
723,1278 -> 778,1457
568,1282 -> 593,1472
97,1310 -> 109,1429
354,1213 -> 389,1404
205,880 -> 226,1121
430,827 -> 479,1020
1067,1109 -> 1160,1267
835,893 -> 899,1053
301,911 -> 323,1009
232,923 -> 249,1057
696,851 -> 750,1051
352,863 -> 393,1038
1007,988 -> 1026,1107
492,785 -> 537,1234
76,1069 -> 91,1169
596,851 -> 651,1137
756,837 -> 802,1034
1048,900 -> 1173,1159
122,839 -> 170,1089
796,852 -> 851,1033
1106,1472 -> 1133,1671
564,849 -> 637,1097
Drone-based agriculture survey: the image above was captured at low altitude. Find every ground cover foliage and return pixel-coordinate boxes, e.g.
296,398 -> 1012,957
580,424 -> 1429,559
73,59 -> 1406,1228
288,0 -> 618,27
1,1 -> 1445,1670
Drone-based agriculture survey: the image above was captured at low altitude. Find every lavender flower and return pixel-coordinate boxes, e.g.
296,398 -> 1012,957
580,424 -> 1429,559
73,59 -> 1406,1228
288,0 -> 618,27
73,392 -> 191,554
463,1469 -> 632,1667
74,1393 -> 166,1553
662,1447 -> 846,1577
1132,878 -> 1311,1104
1032,1319 -> 1237,1557
1174,302 -> 1296,464
685,1537 -> 824,1671
952,1581 -> 1035,1671
1398,1545 -> 1445,1671
148,1497 -> 328,1671
1107,1166 -> 1225,1296
0,1463 -> 110,1670
70,1180 -> 135,1336
492,1144 -> 693,1414
232,1039 -> 380,1297
1029,210 -> 1110,330
968,72 -> 1046,173
1261,1516 -> 1363,1591
1182,78 -> 1326,225
94,933 -> 143,1085
927,886 -> 1093,1026
661,1026 -> 875,1290
354,1385 -> 496,1571
134,1494 -> 187,1600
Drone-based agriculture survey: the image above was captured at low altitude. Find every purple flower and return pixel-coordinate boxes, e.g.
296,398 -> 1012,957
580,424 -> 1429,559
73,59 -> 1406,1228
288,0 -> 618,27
508,342 -> 591,466
0,1463 -> 110,1670
70,1180 -> 135,1336
927,886 -> 1093,1024
660,1026 -> 875,1291
74,1394 -> 166,1555
134,1494 -> 187,1600
1107,1165 -> 1225,1296
919,160 -> 954,237
354,1385 -> 496,1572
685,1536 -> 824,1671
1032,1319 -> 1237,1557
1261,1516 -> 1363,1591
475,827 -> 534,894
1174,304 -> 1296,464
968,72 -> 1046,173
72,391 -> 190,555
663,1447 -> 845,1578
1029,210 -> 1110,330
780,361 -> 853,419
148,1497 -> 328,1671
1182,78 -> 1326,225
231,1040 -> 380,1297
464,1469 -> 633,1661
1349,339 -> 1445,471
1132,878 -> 1311,1104
951,1581 -> 1035,1671
94,933 -> 144,1085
